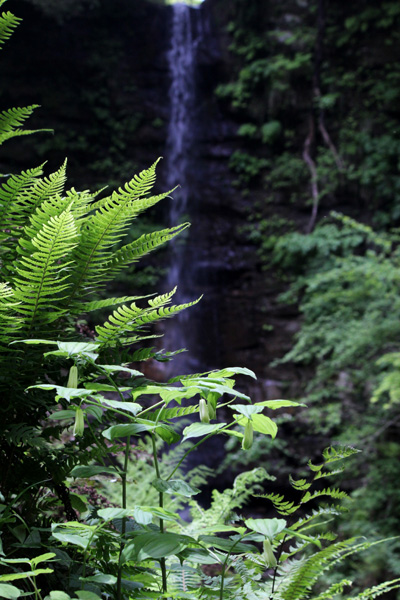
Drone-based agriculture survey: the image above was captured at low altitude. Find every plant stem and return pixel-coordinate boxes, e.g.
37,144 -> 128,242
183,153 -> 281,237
116,437 -> 131,600
151,433 -> 168,595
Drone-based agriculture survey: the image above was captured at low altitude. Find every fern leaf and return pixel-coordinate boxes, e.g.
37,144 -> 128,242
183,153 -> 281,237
69,186 -> 172,301
289,475 -> 311,491
0,165 -> 43,233
89,158 -> 161,212
0,282 -> 21,344
302,487 -> 347,504
349,578 -> 400,600
80,294 -> 153,313
95,295 -> 201,347
310,578 -> 352,600
104,223 -> 190,275
13,207 -> 78,327
322,445 -> 361,463
255,492 -> 299,515
0,105 -> 51,145
290,505 -> 346,532
278,538 -> 359,600
0,11 -> 20,49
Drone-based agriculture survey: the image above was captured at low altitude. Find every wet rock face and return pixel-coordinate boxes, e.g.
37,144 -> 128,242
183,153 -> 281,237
0,0 -> 301,396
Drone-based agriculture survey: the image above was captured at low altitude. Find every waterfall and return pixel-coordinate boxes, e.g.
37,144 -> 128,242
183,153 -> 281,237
163,3 -> 201,374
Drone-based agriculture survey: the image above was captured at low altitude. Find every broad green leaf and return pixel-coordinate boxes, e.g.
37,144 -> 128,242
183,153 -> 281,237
138,506 -> 179,522
49,410 -> 75,420
96,398 -> 142,415
75,592 -> 102,600
70,466 -> 119,478
151,478 -> 200,497
96,364 -> 143,377
122,532 -> 193,561
230,404 -> 264,418
132,507 -> 153,525
178,548 -> 216,565
97,508 -> 130,521
102,422 -> 155,440
30,552 -> 56,568
206,367 -> 256,379
51,532 -> 90,549
0,569 -> 53,582
85,405 -> 103,421
70,494 -> 87,514
57,341 -> 100,356
199,525 -> 246,535
254,400 -> 306,409
182,422 -> 226,441
81,573 -> 117,585
245,518 -> 286,540
0,583 -> 21,599
198,535 -> 257,554
13,339 -> 57,346
27,385 -> 93,402
155,423 -> 181,444
236,414 -> 278,438
45,592 -> 71,600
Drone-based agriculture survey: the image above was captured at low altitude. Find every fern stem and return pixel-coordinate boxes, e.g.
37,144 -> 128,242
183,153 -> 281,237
151,433 -> 168,595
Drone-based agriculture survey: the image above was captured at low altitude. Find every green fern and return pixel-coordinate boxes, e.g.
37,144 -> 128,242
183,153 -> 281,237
0,9 -> 20,49
13,207 -> 78,327
95,291 -> 201,347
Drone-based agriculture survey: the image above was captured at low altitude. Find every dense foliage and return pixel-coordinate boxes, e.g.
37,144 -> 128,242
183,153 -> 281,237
217,0 -> 400,591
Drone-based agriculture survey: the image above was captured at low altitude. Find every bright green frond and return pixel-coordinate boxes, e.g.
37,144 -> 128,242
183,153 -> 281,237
18,161 -> 67,214
68,190 -> 172,300
302,487 -> 347,504
13,208 -> 78,328
0,10 -> 20,50
95,295 -> 201,347
81,294 -> 154,313
105,223 -> 190,275
350,578 -> 400,600
0,165 -> 44,234
0,105 -> 50,145
89,158 -> 161,212
279,538 -> 359,600
0,281 -> 21,343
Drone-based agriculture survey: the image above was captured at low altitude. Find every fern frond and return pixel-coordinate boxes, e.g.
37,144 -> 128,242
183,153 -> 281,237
169,563 -> 202,592
13,207 -> 78,327
89,158 -> 161,212
302,487 -> 347,504
80,294 -> 153,313
0,11 -> 20,50
0,105 -> 50,144
95,295 -> 201,347
104,223 -> 190,275
255,492 -> 299,515
289,475 -> 311,491
145,404 -> 200,421
310,578 -> 352,600
290,505 -> 346,532
69,187 -> 172,301
0,165 -> 43,235
4,423 -> 49,449
349,578 -> 400,600
0,281 -> 21,343
277,538 -> 359,600
322,445 -> 361,464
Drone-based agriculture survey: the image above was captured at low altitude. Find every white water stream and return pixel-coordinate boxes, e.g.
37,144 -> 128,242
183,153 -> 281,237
163,3 -> 202,373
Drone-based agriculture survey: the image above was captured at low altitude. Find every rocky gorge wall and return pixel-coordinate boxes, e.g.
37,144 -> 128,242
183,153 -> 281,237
0,0 -> 305,403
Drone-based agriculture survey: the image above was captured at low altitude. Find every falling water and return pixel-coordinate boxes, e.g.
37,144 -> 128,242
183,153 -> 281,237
163,3 -> 201,373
